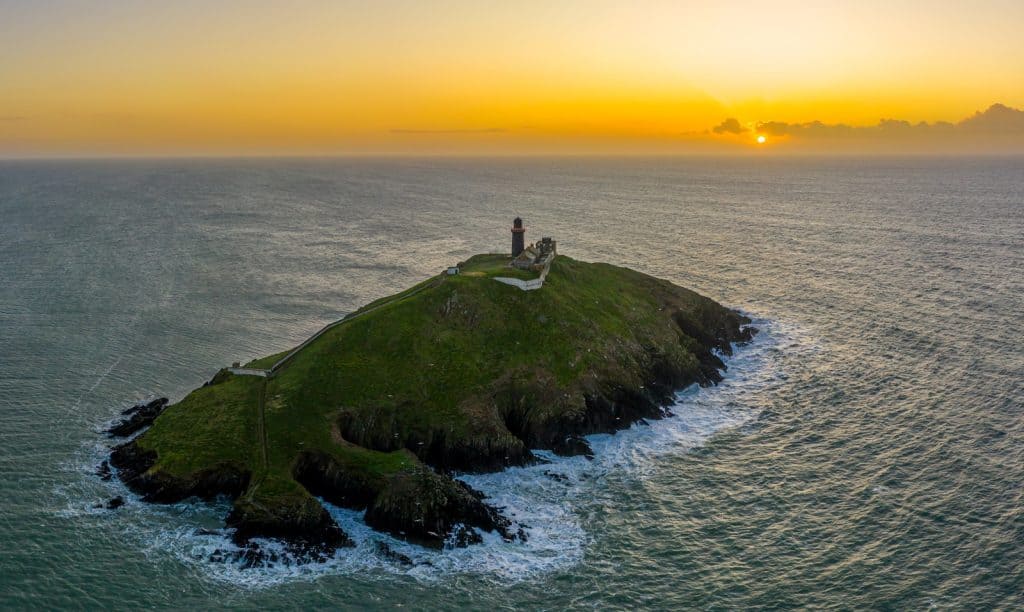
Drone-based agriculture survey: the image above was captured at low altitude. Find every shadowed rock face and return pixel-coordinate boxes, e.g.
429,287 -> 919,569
226,496 -> 351,549
363,467 -> 515,548
109,256 -> 755,555
110,442 -> 251,503
106,398 -> 168,438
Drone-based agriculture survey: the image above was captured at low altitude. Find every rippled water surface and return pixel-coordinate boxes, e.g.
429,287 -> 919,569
1,157 -> 1022,609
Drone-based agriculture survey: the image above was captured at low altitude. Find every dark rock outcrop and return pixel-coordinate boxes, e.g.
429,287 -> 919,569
375,542 -> 415,566
293,450 -> 513,548
110,441 -> 250,503
111,440 -> 353,555
363,468 -> 514,548
226,497 -> 351,550
208,540 -> 335,568
551,435 -> 594,458
292,450 -> 380,510
106,398 -> 168,437
96,460 -> 112,481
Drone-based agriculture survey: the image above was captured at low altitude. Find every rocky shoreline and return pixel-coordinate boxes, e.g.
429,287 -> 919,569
101,256 -> 756,561
105,310 -> 754,557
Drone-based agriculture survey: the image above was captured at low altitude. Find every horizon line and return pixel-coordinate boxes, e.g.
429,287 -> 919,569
3,151 -> 1024,163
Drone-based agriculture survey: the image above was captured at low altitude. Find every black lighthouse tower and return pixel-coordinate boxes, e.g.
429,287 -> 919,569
511,217 -> 526,257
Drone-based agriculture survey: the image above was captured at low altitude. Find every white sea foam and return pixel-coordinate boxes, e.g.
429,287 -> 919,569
59,314 -> 811,588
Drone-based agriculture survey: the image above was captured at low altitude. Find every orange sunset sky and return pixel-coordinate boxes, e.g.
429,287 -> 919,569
2,0 -> 1024,157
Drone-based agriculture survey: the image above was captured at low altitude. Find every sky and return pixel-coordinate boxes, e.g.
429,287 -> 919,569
2,0 -> 1024,156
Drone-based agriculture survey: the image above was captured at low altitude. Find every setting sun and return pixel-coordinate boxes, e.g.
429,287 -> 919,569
757,135 -> 767,144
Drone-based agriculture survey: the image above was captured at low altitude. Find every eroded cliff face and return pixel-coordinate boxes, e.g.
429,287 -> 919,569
108,255 -> 754,554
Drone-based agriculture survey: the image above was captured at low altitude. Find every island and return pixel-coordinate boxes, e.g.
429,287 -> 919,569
107,219 -> 755,557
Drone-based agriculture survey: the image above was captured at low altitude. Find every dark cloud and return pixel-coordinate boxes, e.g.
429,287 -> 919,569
390,128 -> 507,134
958,103 -> 1024,133
711,103 -> 1024,149
712,118 -> 747,135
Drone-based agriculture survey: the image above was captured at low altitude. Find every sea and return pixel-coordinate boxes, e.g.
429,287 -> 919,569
0,156 -> 1021,609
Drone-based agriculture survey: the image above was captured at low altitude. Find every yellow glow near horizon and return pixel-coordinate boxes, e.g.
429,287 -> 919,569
1,1 -> 1023,156
757,136 -> 767,145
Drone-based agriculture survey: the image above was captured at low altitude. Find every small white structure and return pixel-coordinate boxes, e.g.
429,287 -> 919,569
494,254 -> 554,292
446,266 -> 460,276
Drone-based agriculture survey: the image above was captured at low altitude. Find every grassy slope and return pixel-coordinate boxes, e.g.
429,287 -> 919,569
132,254 -> 738,537
139,374 -> 261,474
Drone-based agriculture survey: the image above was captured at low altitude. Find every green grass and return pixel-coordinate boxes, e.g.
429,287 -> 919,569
350,274 -> 446,316
134,254 -> 735,528
245,350 -> 289,369
459,253 -> 540,280
137,374 -> 261,474
251,254 -> 704,457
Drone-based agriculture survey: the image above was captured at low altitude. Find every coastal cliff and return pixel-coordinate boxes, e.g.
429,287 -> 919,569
109,254 -> 754,552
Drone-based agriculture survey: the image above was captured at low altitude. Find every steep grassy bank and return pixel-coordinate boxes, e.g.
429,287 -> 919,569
110,255 -> 753,551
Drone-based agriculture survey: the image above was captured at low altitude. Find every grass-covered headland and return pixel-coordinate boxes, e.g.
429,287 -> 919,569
110,254 -> 754,553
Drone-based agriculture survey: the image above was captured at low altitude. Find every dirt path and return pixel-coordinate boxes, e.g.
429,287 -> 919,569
256,379 -> 269,470
244,378 -> 270,500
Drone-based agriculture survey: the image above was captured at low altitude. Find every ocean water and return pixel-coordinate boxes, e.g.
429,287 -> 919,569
0,157 -> 1021,609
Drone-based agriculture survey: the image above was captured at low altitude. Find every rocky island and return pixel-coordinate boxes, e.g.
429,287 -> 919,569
107,221 -> 754,557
